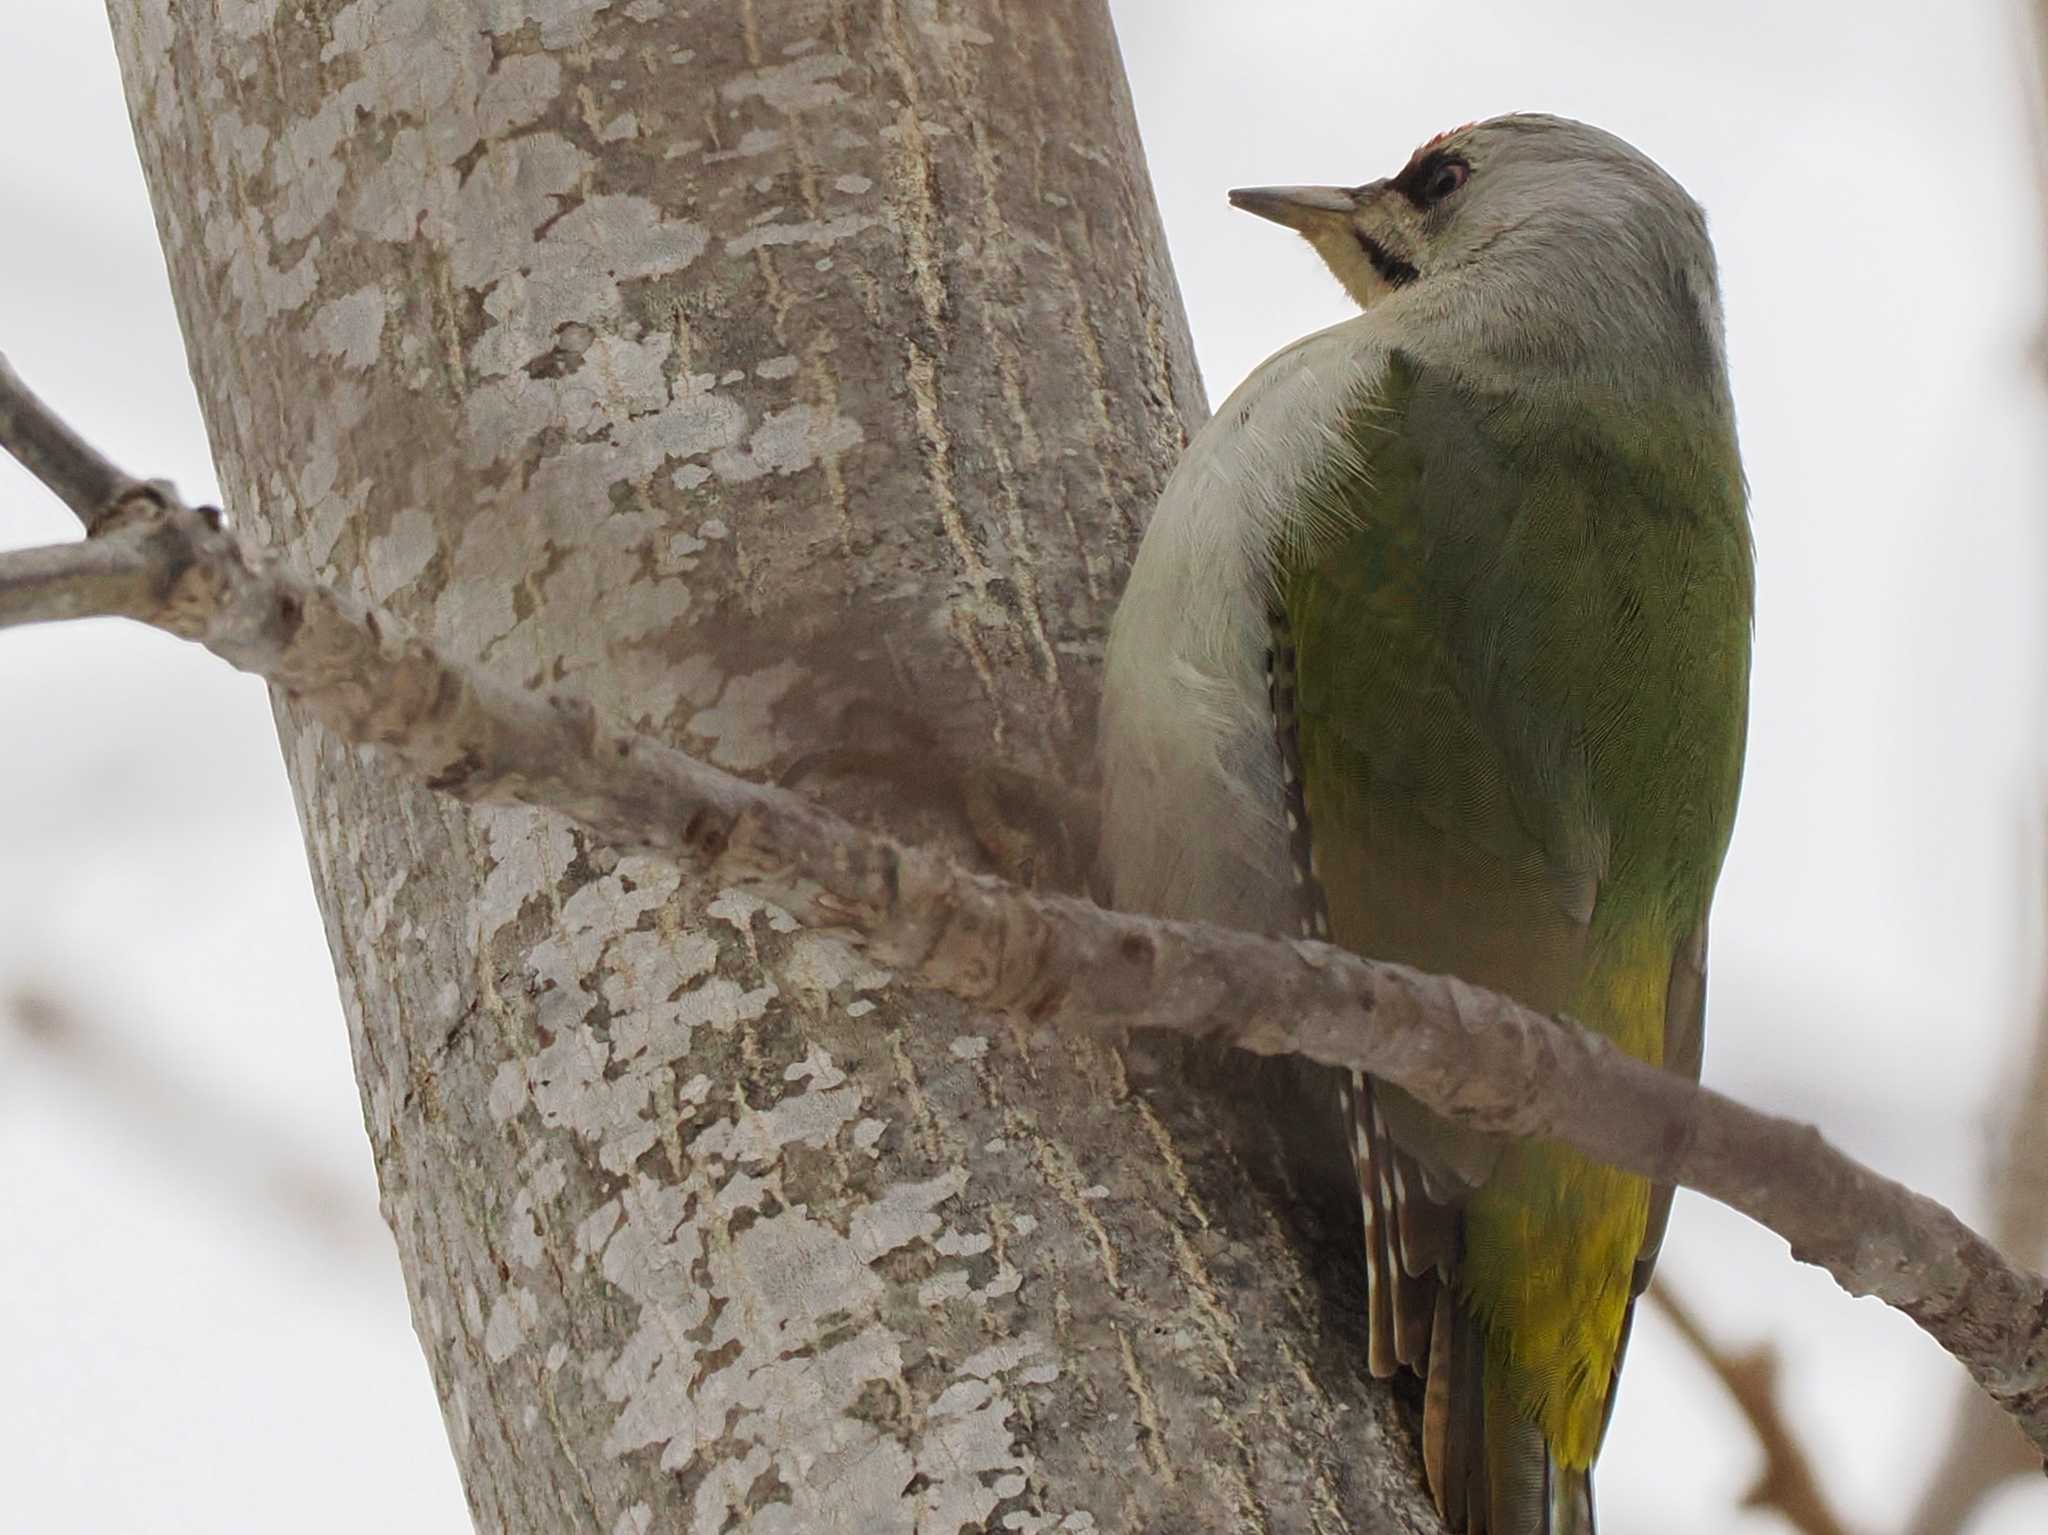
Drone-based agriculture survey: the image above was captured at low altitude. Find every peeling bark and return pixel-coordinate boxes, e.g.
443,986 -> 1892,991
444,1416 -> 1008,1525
101,2 -> 1441,1530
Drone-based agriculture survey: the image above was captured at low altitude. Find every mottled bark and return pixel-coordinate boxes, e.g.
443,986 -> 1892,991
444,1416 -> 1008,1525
102,3 -> 1437,1531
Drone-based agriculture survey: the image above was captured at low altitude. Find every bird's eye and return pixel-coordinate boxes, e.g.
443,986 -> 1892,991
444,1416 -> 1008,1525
1422,158 -> 1469,205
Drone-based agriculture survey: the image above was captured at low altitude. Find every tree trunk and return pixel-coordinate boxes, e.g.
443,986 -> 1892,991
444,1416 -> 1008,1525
104,1 -> 1439,1528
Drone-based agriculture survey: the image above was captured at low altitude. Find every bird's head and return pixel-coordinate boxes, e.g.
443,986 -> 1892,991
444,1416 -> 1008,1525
1231,114 -> 1724,382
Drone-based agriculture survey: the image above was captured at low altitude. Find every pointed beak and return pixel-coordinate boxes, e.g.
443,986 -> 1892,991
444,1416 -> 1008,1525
1227,184 -> 1358,232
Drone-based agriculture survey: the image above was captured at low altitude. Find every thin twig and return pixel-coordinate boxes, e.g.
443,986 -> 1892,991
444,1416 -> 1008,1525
7,988 -> 377,1256
1647,1280 -> 1858,1535
5,356 -> 2048,1459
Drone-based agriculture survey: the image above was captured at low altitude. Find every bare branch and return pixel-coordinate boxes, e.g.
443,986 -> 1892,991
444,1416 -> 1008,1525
0,356 -> 139,530
1908,831 -> 2048,1535
0,530 -> 167,626
1647,1280 -> 1859,1535
6,361 -> 2048,1461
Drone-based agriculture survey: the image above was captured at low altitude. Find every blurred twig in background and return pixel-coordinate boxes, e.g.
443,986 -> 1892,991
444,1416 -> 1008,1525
1649,1279 -> 1859,1535
5,985 -> 379,1257
2026,0 -> 2048,382
1905,2 -> 2048,1525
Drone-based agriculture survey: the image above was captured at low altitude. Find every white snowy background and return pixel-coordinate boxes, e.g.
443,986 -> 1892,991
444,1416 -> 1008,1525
2,2 -> 2044,1531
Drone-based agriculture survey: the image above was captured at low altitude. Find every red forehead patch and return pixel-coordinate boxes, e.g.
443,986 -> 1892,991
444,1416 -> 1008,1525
1420,121 -> 1476,153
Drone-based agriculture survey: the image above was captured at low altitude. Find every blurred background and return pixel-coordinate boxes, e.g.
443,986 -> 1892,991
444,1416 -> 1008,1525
2,1 -> 2045,1530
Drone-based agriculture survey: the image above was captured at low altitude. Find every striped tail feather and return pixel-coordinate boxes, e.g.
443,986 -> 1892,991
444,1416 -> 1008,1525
1346,1070 -> 1446,1379
1425,1282 -> 1481,1530
1347,1069 -> 1598,1535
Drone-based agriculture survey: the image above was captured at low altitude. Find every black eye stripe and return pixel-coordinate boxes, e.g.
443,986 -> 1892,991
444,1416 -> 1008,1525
1393,149 -> 1470,208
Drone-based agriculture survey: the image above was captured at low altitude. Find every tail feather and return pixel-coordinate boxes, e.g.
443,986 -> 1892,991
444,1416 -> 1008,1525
1423,1284 -> 1480,1532
1416,1294 -> 1599,1535
1548,1460 -> 1596,1535
1386,1138 -> 1448,1367
1483,1364 -> 1548,1535
1350,1072 -> 1440,1379
1355,1065 -> 1602,1535
1364,1172 -> 1399,1377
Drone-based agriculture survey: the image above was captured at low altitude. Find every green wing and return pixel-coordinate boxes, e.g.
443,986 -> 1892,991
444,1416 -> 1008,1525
1284,356 -> 1606,1020
1280,350 -> 1750,1528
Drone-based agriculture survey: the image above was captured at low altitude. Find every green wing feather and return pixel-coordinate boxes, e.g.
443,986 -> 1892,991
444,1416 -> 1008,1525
1280,352 -> 1750,1531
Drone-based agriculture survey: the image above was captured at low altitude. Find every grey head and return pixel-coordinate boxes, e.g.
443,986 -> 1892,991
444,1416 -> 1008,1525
1231,114 -> 1728,390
